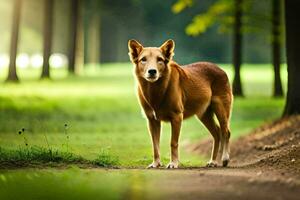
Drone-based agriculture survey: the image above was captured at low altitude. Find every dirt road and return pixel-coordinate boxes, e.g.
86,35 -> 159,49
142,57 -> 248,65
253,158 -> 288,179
149,115 -> 300,200
140,167 -> 299,200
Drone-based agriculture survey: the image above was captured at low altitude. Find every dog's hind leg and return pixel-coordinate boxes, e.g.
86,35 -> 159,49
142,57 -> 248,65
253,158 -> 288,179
197,106 -> 220,167
211,96 -> 232,167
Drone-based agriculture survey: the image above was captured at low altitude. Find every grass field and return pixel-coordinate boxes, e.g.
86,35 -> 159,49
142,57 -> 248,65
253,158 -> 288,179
0,63 -> 288,199
0,63 -> 286,167
1,168 -> 196,200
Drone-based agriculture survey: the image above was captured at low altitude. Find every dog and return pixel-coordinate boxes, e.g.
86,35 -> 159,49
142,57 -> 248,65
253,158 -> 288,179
128,39 -> 233,168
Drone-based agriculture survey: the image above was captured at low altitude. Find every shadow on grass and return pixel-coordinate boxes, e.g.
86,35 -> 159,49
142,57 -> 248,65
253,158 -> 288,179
0,146 -> 119,169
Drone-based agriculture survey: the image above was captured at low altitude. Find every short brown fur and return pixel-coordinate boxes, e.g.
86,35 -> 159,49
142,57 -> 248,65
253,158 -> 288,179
128,39 -> 233,168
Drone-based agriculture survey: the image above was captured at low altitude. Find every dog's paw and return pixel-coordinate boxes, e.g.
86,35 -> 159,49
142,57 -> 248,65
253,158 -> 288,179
222,159 -> 229,167
147,161 -> 161,169
222,153 -> 230,167
206,160 -> 218,167
166,161 -> 179,169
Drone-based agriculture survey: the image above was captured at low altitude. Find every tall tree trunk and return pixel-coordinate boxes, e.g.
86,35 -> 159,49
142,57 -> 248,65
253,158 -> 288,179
68,0 -> 80,74
87,13 -> 100,64
6,0 -> 22,82
272,0 -> 283,97
41,0 -> 54,79
283,0 -> 300,116
75,1 -> 84,74
232,0 -> 244,96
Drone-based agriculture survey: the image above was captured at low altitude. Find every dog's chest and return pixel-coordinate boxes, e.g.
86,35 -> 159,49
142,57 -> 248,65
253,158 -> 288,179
151,105 -> 178,121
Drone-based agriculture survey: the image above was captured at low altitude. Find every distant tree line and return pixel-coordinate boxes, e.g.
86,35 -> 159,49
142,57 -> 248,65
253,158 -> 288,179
5,0 -> 300,116
6,0 -> 86,81
173,0 -> 284,97
173,0 -> 300,116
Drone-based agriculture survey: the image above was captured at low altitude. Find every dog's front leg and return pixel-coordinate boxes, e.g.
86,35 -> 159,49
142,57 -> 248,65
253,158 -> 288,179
147,118 -> 161,168
167,114 -> 183,169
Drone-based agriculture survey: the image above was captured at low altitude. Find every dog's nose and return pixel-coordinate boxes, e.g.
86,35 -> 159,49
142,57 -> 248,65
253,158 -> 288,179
148,69 -> 157,76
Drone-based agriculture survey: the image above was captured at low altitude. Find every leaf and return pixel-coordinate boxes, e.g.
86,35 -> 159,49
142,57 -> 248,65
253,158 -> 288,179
172,0 -> 194,14
185,0 -> 233,36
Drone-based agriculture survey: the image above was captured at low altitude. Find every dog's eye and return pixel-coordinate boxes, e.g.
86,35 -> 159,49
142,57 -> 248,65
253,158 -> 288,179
157,57 -> 164,63
141,57 -> 147,62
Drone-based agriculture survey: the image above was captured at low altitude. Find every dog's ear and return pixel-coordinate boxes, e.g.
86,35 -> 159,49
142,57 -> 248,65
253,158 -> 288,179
160,39 -> 175,61
128,39 -> 143,63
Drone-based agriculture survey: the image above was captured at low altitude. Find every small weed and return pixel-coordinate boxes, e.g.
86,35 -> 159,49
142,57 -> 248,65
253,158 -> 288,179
43,132 -> 51,153
64,123 -> 70,152
93,149 -> 119,167
18,128 -> 28,147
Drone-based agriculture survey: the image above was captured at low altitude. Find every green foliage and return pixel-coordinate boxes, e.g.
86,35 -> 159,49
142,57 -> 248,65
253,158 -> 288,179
172,0 -> 234,36
172,0 -> 194,14
172,0 -> 278,37
185,0 -> 233,36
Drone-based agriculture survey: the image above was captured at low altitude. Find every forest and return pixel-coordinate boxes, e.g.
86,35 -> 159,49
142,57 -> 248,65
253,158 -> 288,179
0,0 -> 299,199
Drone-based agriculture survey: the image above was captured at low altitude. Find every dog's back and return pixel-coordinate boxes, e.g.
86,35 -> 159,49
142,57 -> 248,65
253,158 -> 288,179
184,61 -> 232,100
168,61 -> 232,120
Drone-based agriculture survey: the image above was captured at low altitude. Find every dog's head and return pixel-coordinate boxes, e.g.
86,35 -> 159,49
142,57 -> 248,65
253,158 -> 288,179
128,39 -> 175,82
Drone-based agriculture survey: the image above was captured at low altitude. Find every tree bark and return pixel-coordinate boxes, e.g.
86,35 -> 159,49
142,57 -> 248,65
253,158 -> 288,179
6,0 -> 22,82
68,0 -> 79,74
232,0 -> 244,96
272,0 -> 283,97
283,0 -> 300,116
75,1 -> 84,74
41,0 -> 54,79
87,13 -> 100,64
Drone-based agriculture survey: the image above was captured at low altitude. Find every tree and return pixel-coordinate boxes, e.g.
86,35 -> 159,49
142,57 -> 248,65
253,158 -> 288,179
173,0 -> 244,96
232,0 -> 244,96
68,0 -> 78,74
282,0 -> 300,116
41,0 -> 54,79
271,0 -> 283,97
84,0 -> 101,65
6,0 -> 22,82
68,0 -> 84,74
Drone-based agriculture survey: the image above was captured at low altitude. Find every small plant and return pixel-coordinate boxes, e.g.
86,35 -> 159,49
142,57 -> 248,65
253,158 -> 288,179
63,123 -> 70,152
18,128 -> 28,147
18,127 -> 30,157
93,149 -> 119,167
43,131 -> 51,154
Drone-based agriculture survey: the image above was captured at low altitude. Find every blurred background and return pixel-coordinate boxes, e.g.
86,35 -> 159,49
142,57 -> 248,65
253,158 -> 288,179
0,0 -> 286,167
2,1 -> 300,199
0,0 -> 285,67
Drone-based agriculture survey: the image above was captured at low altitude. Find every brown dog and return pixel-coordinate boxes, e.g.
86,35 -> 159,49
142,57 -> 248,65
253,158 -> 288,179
128,39 -> 233,168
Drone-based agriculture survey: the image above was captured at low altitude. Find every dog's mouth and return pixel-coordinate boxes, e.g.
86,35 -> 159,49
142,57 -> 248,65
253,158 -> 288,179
145,76 -> 159,82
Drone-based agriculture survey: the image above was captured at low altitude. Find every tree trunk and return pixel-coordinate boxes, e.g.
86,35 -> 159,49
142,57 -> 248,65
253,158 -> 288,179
68,0 -> 79,74
283,0 -> 300,116
41,0 -> 54,79
87,13 -> 100,64
272,0 -> 283,97
6,0 -> 22,82
75,1 -> 84,74
232,0 -> 244,96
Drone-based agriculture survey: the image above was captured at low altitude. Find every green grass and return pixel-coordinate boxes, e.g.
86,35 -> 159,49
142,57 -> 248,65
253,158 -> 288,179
0,168 -> 179,200
0,63 -> 286,167
0,146 -> 119,168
